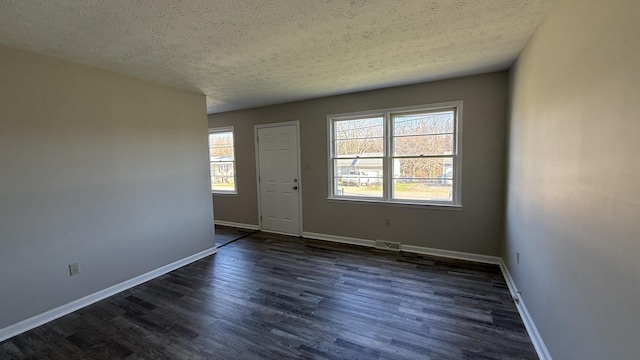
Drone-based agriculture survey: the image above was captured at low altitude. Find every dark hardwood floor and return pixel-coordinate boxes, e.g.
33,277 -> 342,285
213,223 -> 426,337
213,225 -> 257,247
0,227 -> 537,359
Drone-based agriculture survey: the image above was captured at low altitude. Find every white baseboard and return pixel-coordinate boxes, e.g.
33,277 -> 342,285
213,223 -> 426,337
0,246 -> 218,342
302,232 -> 376,247
302,232 -> 500,264
214,220 -> 259,230
261,229 -> 301,237
401,244 -> 501,265
498,259 -> 552,360
302,231 -> 500,264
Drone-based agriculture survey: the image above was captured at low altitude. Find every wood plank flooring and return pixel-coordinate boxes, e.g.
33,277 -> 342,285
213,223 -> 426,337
0,227 -> 537,359
213,225 -> 257,247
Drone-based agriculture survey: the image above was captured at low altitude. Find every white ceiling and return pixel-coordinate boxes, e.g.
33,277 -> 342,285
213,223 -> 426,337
0,0 -> 554,113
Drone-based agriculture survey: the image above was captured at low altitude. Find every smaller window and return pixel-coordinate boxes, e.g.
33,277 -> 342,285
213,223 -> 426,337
208,127 -> 237,194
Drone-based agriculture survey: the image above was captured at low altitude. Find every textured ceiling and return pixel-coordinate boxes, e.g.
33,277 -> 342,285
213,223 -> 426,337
0,0 -> 554,113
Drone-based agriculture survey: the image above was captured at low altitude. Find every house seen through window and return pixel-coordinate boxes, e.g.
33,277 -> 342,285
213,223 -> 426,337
328,102 -> 462,206
209,127 -> 237,193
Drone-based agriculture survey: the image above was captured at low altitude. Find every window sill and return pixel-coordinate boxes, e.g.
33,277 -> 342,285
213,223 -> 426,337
212,191 -> 238,196
326,197 -> 463,210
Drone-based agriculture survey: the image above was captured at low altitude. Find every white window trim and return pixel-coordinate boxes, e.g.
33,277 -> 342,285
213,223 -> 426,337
327,101 -> 463,208
209,126 -> 238,195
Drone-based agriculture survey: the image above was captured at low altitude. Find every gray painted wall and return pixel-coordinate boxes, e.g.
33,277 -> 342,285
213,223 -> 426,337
0,46 -> 215,329
210,72 -> 508,256
505,0 -> 640,358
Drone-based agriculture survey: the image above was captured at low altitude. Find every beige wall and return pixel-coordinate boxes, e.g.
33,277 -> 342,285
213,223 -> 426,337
210,72 -> 508,256
505,0 -> 640,358
0,46 -> 214,329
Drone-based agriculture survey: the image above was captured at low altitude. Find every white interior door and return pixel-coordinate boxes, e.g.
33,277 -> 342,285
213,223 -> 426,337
256,123 -> 301,235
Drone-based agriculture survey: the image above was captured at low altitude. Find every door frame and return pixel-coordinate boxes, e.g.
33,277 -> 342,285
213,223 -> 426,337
254,121 -> 303,236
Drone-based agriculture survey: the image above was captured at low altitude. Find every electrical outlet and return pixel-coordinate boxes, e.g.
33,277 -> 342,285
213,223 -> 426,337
68,263 -> 80,276
516,252 -> 520,264
384,219 -> 391,226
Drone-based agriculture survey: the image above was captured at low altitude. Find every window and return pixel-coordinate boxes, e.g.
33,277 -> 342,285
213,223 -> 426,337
328,101 -> 462,206
208,127 -> 237,193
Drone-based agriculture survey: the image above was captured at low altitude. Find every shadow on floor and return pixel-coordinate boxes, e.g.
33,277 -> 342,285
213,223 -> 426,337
215,224 -> 259,247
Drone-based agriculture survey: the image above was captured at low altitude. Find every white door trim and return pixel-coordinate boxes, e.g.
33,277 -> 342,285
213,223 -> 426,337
254,121 -> 303,236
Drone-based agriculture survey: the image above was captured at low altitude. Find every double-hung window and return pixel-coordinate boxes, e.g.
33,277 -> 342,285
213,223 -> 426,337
328,101 -> 462,206
208,127 -> 237,194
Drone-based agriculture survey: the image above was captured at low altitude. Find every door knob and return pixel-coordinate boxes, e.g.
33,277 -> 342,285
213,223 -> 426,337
293,186 -> 298,190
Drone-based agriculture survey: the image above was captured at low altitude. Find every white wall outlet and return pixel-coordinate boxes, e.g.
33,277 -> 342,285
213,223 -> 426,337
68,263 -> 80,276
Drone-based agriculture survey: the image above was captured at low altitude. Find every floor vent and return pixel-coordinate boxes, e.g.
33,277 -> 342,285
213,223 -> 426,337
375,240 -> 401,251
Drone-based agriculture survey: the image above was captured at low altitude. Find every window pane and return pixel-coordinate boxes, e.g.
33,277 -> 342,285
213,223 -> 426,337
392,157 -> 453,201
393,179 -> 452,201
334,158 -> 383,198
334,117 -> 384,157
209,132 -> 234,158
211,161 -> 235,192
393,110 -> 454,136
335,138 -> 383,157
393,134 -> 453,156
334,117 -> 383,139
210,146 -> 234,159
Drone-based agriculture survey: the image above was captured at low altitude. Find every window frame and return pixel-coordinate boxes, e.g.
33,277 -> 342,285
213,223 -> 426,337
327,101 -> 463,207
208,126 -> 238,195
